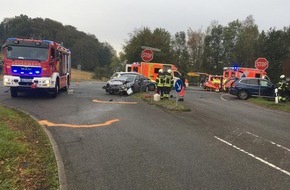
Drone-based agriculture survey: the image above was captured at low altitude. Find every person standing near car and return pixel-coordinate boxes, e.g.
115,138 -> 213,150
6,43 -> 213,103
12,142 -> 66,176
163,69 -> 174,98
156,69 -> 165,99
278,75 -> 288,102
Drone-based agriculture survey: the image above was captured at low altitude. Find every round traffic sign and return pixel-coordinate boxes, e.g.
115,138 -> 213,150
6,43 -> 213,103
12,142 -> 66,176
141,49 -> 154,62
174,79 -> 183,93
255,58 -> 269,70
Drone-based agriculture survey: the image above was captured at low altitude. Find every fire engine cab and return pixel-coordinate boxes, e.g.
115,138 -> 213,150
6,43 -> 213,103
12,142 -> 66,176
1,38 -> 71,98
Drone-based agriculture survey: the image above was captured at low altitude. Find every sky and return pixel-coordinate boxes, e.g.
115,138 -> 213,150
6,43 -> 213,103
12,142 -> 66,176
1,0 -> 290,53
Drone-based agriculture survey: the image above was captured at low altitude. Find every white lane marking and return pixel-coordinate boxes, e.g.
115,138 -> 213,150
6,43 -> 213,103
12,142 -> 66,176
245,131 -> 290,152
214,136 -> 290,177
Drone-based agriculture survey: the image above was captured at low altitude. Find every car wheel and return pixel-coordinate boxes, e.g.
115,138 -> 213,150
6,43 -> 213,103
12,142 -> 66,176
145,86 -> 149,92
149,84 -> 155,91
238,90 -> 249,100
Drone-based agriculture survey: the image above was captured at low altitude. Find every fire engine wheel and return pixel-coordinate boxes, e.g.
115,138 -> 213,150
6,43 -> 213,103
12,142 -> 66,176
238,90 -> 249,100
10,87 -> 18,97
51,80 -> 59,98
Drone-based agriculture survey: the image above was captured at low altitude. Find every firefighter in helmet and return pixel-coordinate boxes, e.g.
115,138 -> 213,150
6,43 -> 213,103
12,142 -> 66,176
163,69 -> 174,98
278,74 -> 289,102
156,69 -> 165,99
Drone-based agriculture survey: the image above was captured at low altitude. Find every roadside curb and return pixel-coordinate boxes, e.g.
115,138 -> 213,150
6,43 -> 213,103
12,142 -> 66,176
0,104 -> 67,190
39,121 -> 67,190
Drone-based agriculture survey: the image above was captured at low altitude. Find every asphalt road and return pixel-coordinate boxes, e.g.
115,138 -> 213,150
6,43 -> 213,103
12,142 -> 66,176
1,81 -> 290,190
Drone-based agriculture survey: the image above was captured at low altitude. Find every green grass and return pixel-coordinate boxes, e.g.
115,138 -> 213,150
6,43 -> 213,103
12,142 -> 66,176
0,105 -> 58,190
134,92 -> 191,112
248,97 -> 290,113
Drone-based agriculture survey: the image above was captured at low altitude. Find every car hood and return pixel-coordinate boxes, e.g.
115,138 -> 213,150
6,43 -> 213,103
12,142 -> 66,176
108,79 -> 134,86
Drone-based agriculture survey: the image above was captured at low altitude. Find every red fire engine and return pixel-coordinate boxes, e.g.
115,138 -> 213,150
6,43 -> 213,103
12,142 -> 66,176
2,38 -> 71,98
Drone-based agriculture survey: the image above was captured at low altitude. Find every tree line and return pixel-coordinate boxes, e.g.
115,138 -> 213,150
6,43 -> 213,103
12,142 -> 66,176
122,15 -> 290,82
0,15 -> 115,78
1,15 -> 290,82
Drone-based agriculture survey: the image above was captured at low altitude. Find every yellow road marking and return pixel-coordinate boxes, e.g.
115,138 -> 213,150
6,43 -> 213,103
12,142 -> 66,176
92,99 -> 138,104
39,119 -> 119,128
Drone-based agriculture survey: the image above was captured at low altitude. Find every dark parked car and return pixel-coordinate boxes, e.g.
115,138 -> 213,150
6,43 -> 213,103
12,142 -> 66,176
103,74 -> 156,95
229,78 -> 275,100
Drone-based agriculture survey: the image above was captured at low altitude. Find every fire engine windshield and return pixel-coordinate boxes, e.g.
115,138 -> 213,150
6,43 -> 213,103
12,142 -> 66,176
6,46 -> 49,61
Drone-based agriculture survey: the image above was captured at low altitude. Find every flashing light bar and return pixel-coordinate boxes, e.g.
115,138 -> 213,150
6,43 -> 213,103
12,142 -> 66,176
11,66 -> 42,75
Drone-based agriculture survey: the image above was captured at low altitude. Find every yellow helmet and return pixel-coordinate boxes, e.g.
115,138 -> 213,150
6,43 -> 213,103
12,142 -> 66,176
158,69 -> 163,73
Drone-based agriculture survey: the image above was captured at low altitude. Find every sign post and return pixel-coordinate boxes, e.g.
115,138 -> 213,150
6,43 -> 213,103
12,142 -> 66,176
174,79 -> 183,106
255,57 -> 269,97
141,49 -> 154,62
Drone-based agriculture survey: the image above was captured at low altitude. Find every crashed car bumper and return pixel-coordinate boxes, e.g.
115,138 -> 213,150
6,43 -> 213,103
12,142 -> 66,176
103,84 -> 132,95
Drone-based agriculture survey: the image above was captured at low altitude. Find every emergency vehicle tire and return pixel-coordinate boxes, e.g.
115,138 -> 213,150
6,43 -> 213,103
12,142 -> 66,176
238,90 -> 249,100
51,80 -> 59,98
10,87 -> 18,97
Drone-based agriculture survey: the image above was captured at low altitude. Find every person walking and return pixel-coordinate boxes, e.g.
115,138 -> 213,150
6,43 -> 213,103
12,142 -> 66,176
156,69 -> 165,99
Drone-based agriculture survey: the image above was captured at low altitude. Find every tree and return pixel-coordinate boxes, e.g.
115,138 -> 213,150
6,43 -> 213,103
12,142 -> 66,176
235,15 -> 259,67
171,31 -> 190,74
123,27 -> 172,64
187,28 -> 205,71
202,21 -> 224,74
258,28 -> 289,82
222,20 -> 242,66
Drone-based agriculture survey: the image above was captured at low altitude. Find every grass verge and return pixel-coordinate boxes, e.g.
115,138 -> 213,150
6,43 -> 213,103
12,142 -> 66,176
248,97 -> 290,113
0,105 -> 58,190
134,92 -> 191,112
71,68 -> 94,81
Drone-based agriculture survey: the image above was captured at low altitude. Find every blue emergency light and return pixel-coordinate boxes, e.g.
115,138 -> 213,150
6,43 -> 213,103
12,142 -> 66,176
11,66 -> 42,75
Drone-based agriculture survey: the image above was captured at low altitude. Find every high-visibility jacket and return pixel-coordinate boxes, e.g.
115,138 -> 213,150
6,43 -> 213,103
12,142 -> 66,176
164,73 -> 173,87
278,80 -> 288,91
156,73 -> 165,87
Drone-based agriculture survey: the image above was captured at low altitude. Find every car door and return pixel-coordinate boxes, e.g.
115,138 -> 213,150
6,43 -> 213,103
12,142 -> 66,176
140,75 -> 150,91
260,79 -> 274,96
245,79 -> 259,95
134,75 -> 142,92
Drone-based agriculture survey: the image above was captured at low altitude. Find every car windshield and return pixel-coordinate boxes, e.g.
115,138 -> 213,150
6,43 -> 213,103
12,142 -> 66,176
6,45 -> 49,61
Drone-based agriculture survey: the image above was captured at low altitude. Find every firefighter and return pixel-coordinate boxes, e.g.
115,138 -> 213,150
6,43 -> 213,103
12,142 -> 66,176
163,69 -> 174,98
278,75 -> 288,102
212,77 -> 221,92
156,69 -> 165,99
178,73 -> 186,101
